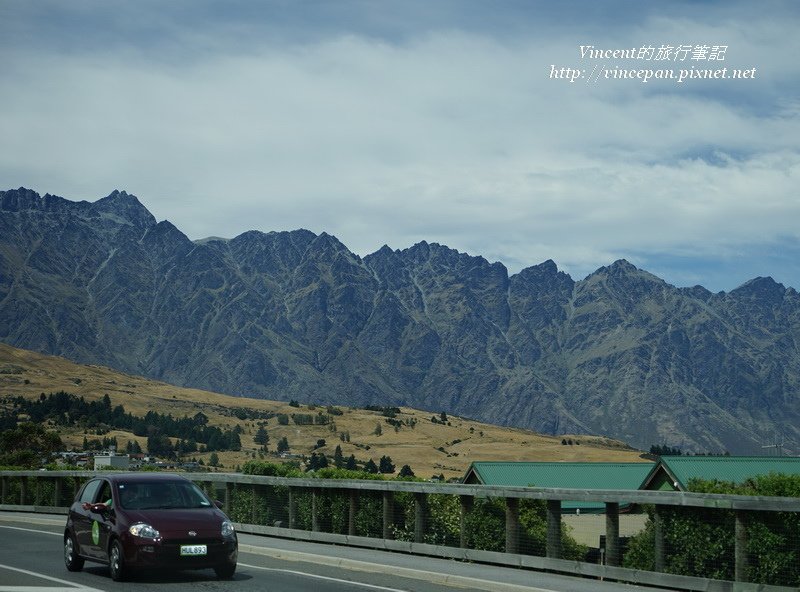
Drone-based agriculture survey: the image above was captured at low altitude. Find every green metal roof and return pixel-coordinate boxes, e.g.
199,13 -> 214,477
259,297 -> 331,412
463,461 -> 655,513
644,456 -> 800,491
463,462 -> 653,490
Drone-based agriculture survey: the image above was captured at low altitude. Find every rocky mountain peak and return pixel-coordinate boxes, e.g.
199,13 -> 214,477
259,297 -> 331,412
0,187 -> 40,211
729,276 -> 787,305
606,258 -> 640,275
515,259 -> 572,284
93,190 -> 156,229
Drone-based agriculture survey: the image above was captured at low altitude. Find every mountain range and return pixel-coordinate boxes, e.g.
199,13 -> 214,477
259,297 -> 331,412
1,187 -> 798,454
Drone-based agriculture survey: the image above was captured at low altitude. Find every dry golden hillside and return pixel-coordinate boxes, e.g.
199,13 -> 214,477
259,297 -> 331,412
0,343 -> 647,479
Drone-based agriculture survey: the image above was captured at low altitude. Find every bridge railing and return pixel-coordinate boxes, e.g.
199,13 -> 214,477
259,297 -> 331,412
2,470 -> 798,592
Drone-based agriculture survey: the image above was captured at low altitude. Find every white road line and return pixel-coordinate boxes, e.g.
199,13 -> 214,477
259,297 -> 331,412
239,546 -> 561,592
0,588 -> 95,592
0,564 -> 105,592
0,525 -> 61,536
238,562 -> 411,592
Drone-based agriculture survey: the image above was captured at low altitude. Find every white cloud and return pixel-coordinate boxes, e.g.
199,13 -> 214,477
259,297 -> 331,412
1,3 -> 799,289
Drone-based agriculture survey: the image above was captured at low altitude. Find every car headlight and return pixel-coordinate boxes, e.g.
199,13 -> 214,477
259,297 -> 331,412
129,523 -> 161,539
221,520 -> 235,537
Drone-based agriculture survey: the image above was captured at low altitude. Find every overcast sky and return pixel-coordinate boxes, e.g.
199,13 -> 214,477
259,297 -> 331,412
2,1 -> 799,292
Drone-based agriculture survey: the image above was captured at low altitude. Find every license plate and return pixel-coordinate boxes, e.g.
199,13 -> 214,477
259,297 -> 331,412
180,544 -> 207,556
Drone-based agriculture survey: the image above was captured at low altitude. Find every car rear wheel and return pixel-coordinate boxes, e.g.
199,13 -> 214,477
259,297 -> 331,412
108,540 -> 127,581
64,534 -> 84,572
214,562 -> 236,579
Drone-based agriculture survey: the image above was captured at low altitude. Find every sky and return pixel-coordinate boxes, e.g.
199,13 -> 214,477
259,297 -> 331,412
1,0 -> 799,292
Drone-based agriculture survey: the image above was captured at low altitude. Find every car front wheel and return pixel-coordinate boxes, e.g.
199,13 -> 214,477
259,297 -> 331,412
214,562 -> 236,579
108,540 -> 127,581
64,533 -> 84,572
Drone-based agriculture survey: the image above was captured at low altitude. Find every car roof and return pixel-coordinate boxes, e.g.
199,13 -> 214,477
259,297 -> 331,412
96,472 -> 192,484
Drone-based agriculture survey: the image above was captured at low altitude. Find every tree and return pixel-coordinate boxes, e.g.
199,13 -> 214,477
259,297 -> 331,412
398,464 -> 415,478
345,454 -> 357,470
125,440 -> 142,454
0,422 -> 62,468
147,433 -> 174,458
277,436 -> 290,454
440,411 -> 448,423
254,426 -> 269,446
374,423 -> 382,436
209,452 -> 219,467
379,455 -> 395,474
333,445 -> 344,468
226,430 -> 242,451
306,452 -> 328,471
364,459 -> 378,474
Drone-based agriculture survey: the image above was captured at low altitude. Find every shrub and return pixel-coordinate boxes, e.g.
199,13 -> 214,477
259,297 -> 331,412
623,474 -> 800,586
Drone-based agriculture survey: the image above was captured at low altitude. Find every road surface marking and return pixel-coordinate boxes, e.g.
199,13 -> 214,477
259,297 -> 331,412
0,525 -> 60,536
238,562 -> 411,592
0,563 -> 105,592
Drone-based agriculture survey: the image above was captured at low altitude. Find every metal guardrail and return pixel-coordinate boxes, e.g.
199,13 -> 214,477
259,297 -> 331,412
2,470 -> 798,592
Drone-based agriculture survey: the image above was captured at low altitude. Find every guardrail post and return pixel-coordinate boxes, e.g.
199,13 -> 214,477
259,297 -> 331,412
288,487 -> 297,529
19,476 -> 27,505
224,482 -> 232,516
54,477 -> 62,507
312,488 -> 320,532
605,502 -> 620,566
735,510 -> 749,582
653,505 -> 665,572
505,497 -> 520,554
382,491 -> 395,539
1,476 -> 6,504
203,480 -> 213,501
459,495 -> 473,548
546,499 -> 562,559
414,492 -> 428,543
34,477 -> 41,506
348,490 -> 357,536
251,484 -> 261,525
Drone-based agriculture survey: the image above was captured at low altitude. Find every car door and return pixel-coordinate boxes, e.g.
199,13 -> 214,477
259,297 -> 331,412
86,479 -> 115,560
72,479 -> 102,557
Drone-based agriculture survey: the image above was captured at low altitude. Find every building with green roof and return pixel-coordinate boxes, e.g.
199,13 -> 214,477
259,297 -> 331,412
641,456 -> 800,491
462,461 -> 654,513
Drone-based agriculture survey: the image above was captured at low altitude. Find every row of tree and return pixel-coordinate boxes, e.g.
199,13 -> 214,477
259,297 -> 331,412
4,392 -> 243,454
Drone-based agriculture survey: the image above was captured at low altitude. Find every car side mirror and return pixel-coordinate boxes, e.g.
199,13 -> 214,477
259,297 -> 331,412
214,500 -> 224,509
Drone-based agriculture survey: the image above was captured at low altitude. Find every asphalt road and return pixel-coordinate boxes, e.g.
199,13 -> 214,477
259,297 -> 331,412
0,512 -> 669,592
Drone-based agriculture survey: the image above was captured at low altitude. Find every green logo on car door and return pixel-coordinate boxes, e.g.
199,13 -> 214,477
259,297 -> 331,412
91,520 -> 100,545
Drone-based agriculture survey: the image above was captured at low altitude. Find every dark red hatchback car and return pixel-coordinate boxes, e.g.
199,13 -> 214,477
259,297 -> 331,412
64,473 -> 237,581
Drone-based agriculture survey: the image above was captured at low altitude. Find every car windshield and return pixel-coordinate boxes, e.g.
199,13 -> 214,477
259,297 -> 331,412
116,481 -> 213,510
